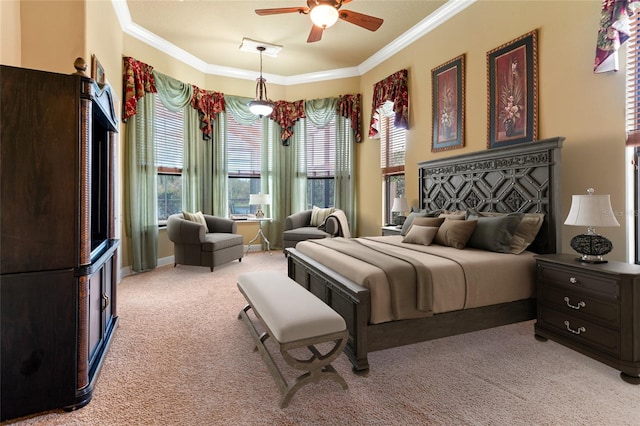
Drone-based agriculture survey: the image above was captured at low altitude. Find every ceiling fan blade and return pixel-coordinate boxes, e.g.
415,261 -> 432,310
339,9 -> 383,31
307,25 -> 324,43
255,7 -> 308,16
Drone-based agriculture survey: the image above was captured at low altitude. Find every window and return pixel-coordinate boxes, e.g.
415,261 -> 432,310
628,13 -> 640,263
304,117 -> 336,208
155,95 -> 183,223
227,112 -> 262,215
379,101 -> 407,225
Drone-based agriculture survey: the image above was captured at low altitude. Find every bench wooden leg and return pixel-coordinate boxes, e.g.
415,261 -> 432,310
238,304 -> 348,408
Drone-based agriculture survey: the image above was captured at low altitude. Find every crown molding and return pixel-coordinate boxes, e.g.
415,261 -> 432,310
112,0 -> 476,85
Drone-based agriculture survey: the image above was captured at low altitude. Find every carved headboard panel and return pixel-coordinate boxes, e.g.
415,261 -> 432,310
418,137 -> 564,254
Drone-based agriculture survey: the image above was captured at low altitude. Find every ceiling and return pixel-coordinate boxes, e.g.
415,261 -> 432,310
120,0 -> 470,83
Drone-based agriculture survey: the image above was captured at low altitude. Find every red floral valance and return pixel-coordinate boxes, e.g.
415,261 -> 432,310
338,94 -> 362,143
122,57 -> 157,122
269,100 -> 306,145
191,86 -> 225,140
369,69 -> 409,138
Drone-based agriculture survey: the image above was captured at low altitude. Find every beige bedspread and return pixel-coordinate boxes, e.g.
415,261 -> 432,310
296,236 -> 536,324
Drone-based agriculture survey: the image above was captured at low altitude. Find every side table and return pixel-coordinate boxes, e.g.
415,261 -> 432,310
534,253 -> 640,384
245,217 -> 272,255
381,225 -> 402,236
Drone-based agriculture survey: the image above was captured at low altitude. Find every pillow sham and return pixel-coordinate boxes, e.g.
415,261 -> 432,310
402,225 -> 439,245
183,211 -> 208,229
310,206 -> 335,226
467,209 -> 544,254
438,212 -> 466,220
434,219 -> 477,249
411,216 -> 445,228
466,214 -> 523,253
400,210 -> 440,236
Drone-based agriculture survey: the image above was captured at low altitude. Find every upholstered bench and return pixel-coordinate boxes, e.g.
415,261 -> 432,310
237,271 -> 348,408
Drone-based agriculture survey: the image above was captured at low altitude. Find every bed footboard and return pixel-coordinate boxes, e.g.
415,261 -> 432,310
286,248 -> 371,371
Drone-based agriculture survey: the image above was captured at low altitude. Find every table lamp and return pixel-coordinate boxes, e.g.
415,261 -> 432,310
391,196 -> 410,228
249,193 -> 271,218
564,188 -> 619,263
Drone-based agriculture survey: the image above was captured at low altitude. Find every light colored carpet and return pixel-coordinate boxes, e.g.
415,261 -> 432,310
5,251 -> 640,425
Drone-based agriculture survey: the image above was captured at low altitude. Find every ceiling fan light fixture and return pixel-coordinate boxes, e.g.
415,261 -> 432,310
310,4 -> 339,28
248,46 -> 274,117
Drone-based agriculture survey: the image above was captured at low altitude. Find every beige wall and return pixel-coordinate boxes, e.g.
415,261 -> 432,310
2,0 -> 630,268
356,0 -> 627,261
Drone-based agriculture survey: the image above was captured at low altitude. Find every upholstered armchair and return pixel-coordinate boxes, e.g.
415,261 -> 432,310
282,208 -> 347,252
167,213 -> 244,271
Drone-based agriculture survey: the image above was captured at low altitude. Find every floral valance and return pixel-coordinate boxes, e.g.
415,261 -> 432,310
338,94 -> 362,143
594,0 -> 638,73
123,57 -> 157,122
369,69 -> 409,138
191,87 -> 225,140
123,56 -> 362,143
269,100 -> 305,145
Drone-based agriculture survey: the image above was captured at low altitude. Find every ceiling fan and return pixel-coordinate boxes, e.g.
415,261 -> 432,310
255,0 -> 384,43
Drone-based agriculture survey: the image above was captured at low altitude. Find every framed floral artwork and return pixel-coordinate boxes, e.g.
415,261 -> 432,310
432,54 -> 465,152
487,29 -> 538,149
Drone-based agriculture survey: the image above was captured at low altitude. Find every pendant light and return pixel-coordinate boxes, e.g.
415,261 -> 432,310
248,46 -> 274,117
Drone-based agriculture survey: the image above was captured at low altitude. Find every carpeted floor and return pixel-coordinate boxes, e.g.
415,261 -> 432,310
5,251 -> 640,425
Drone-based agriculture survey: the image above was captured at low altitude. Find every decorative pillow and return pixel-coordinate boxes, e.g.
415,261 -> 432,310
310,206 -> 335,226
183,211 -> 208,229
466,214 -> 523,253
438,212 -> 466,220
402,225 -> 439,245
434,219 -> 477,249
411,216 -> 445,229
401,210 -> 441,236
467,209 -> 544,254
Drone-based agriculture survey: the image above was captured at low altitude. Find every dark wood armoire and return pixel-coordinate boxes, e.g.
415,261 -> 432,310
1,62 -> 119,421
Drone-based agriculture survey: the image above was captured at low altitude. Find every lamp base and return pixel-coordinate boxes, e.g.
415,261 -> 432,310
570,233 -> 613,264
255,208 -> 264,218
575,255 -> 608,264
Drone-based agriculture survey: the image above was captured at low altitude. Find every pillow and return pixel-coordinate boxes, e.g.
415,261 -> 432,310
401,210 -> 441,236
183,211 -> 208,229
411,216 -> 445,229
466,214 -> 523,253
310,206 -> 335,226
434,219 -> 477,249
438,212 -> 466,220
467,209 -> 544,254
402,225 -> 439,245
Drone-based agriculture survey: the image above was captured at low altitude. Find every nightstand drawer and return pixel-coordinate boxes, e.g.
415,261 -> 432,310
539,284 -> 620,328
539,265 -> 619,299
538,306 -> 620,357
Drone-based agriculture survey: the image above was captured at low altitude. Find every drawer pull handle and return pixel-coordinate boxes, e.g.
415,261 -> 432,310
563,296 -> 586,310
102,293 -> 110,312
569,277 -> 578,284
564,320 -> 586,335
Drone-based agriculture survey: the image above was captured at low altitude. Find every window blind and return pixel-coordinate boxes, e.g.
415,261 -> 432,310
379,101 -> 406,174
303,117 -> 336,178
154,95 -> 183,172
627,12 -> 640,146
226,112 -> 262,176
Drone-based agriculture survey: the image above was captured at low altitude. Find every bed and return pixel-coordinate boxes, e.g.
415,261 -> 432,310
286,137 -> 564,372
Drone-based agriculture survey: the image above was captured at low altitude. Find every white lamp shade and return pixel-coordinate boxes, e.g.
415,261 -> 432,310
391,197 -> 410,213
564,194 -> 620,227
248,100 -> 273,117
249,193 -> 271,205
310,4 -> 339,28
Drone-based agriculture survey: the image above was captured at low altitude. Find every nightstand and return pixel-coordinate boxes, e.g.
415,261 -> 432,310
534,254 -> 640,384
381,225 -> 402,236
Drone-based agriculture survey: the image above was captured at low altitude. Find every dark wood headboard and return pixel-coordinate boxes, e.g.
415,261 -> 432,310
418,137 -> 564,254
